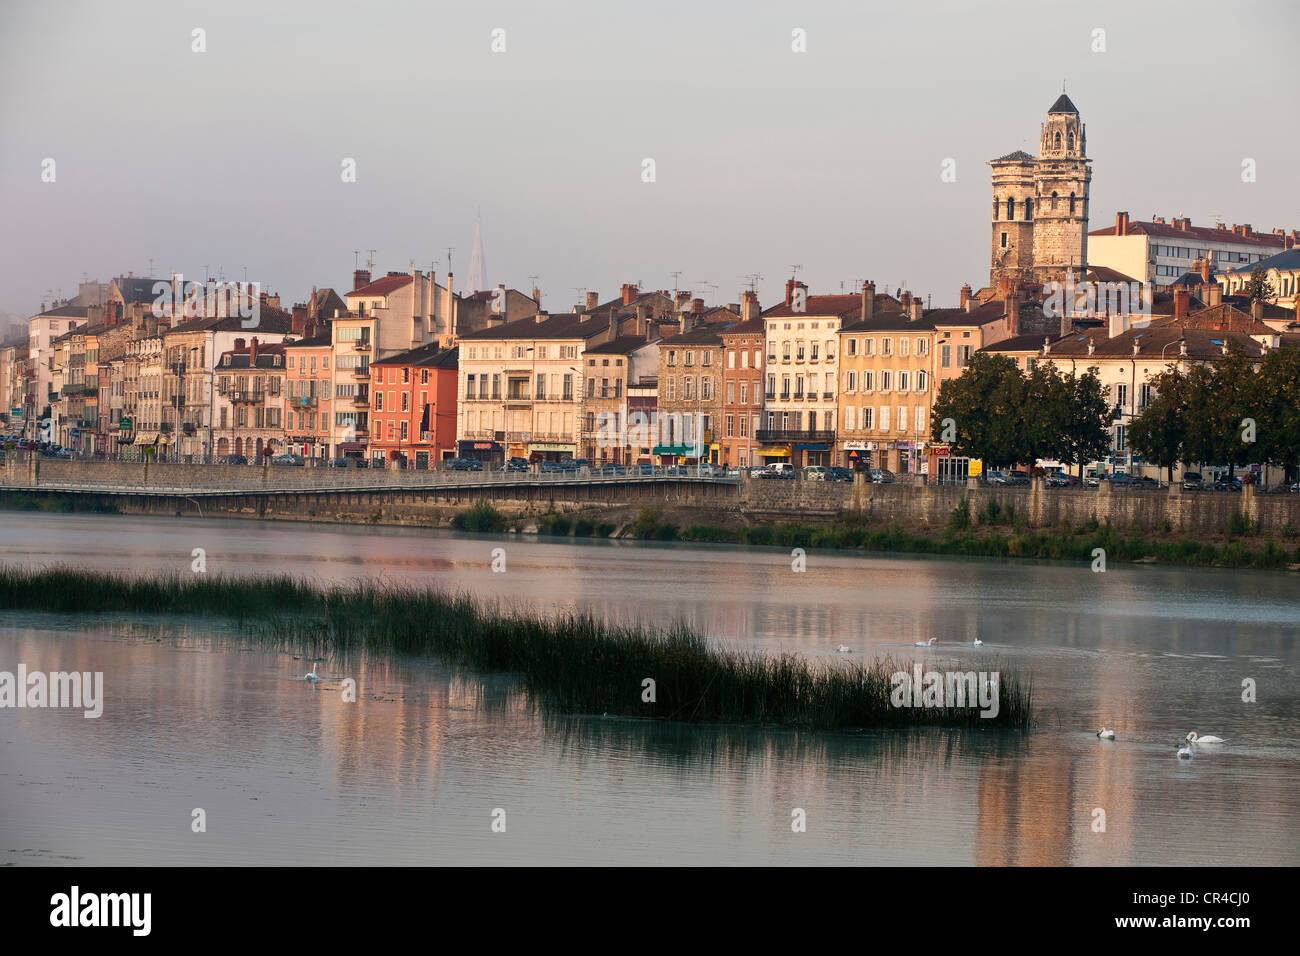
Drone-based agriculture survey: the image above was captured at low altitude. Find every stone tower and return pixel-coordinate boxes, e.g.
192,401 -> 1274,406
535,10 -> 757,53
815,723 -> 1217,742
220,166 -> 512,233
988,93 -> 1092,288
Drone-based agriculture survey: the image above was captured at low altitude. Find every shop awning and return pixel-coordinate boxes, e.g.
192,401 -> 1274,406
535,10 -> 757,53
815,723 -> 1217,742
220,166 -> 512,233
653,445 -> 693,456
337,442 -> 366,453
758,446 -> 792,456
530,443 -> 575,452
133,432 -> 158,445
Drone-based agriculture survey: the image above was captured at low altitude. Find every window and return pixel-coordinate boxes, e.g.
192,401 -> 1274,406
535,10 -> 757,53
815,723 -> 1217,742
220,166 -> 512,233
862,406 -> 873,430
739,415 -> 748,438
845,371 -> 856,392
917,338 -> 928,356
1001,232 -> 1008,249
882,338 -> 892,356
1006,198 -> 1015,221
917,370 -> 927,391
667,350 -> 677,366
879,407 -> 889,430
401,392 -> 409,412
898,371 -> 909,391
896,407 -> 905,432
863,371 -> 873,391
844,406 -> 855,430
847,338 -> 857,356
811,343 -> 820,361
728,351 -> 736,369
376,392 -> 383,411
725,415 -> 734,437
740,383 -> 748,404
881,371 -> 891,391
915,406 -> 926,434
726,381 -> 735,404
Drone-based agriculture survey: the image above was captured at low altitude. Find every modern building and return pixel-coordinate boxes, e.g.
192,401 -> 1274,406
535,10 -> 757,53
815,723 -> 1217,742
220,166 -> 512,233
1089,213 -> 1294,287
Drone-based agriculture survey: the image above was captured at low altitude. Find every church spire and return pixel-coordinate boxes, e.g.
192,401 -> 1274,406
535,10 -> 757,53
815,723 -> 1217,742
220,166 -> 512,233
466,213 -> 488,293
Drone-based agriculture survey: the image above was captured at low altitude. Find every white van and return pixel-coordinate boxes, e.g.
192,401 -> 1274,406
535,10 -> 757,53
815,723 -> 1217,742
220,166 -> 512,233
769,462 -> 795,475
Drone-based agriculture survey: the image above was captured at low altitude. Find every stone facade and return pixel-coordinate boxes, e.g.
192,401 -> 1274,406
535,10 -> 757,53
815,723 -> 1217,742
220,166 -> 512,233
989,93 -> 1091,288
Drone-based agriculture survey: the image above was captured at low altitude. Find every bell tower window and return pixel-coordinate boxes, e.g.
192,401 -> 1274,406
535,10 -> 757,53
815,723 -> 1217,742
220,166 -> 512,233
1054,131 -> 1062,150
1006,198 -> 1015,220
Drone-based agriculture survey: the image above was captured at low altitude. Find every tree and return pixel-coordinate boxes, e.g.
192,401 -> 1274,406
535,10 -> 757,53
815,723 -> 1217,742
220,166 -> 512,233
1252,345 -> 1300,481
1242,266 -> 1276,303
1128,366 -> 1194,482
931,353 -> 1027,468
1058,368 -> 1111,477
1206,344 -> 1259,477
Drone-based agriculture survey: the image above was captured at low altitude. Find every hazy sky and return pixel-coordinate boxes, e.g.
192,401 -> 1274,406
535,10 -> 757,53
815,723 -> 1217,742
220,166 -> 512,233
2,0 -> 1297,319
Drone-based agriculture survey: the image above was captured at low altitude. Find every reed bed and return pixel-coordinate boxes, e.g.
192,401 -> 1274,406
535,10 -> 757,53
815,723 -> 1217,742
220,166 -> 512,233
0,565 -> 1032,731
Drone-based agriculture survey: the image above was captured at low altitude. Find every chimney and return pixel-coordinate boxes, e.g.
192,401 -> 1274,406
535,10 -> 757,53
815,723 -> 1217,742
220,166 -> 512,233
1252,299 -> 1264,322
292,303 -> 308,335
1006,287 -> 1020,335
1175,217 -> 1190,231
1208,282 -> 1223,306
635,304 -> 649,338
585,290 -> 600,311
1199,258 -> 1211,283
234,338 -> 246,351
910,297 -> 923,321
250,337 -> 259,362
621,283 -> 638,306
862,281 -> 875,320
959,283 -> 972,310
692,297 -> 704,315
675,291 -> 691,311
1059,308 -> 1070,338
741,290 -> 760,322
679,314 -> 690,335
1173,286 -> 1190,321
1116,211 -> 1130,234
900,291 -> 912,313
353,269 -> 371,291
785,278 -> 796,307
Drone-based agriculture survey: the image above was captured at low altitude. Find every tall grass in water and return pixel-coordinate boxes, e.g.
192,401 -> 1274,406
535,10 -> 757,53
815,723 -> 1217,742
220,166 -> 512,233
0,566 -> 1031,731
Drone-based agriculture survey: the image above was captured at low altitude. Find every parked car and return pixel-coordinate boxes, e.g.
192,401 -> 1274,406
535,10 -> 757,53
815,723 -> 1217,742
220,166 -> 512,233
504,457 -> 530,472
328,457 -> 353,468
637,463 -> 657,476
1104,472 -> 1135,486
539,460 -> 563,473
271,453 -> 305,466
826,466 -> 854,483
803,465 -> 827,482
1130,475 -> 1160,489
1181,471 -> 1203,490
600,463 -> 626,476
1005,470 -> 1031,486
1044,471 -> 1073,488
695,462 -> 720,477
1213,475 -> 1242,492
983,469 -> 1007,486
448,457 -> 483,471
869,468 -> 895,484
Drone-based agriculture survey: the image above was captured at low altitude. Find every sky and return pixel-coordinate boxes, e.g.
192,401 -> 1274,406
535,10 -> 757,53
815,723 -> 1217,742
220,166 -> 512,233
1,0 -> 1297,321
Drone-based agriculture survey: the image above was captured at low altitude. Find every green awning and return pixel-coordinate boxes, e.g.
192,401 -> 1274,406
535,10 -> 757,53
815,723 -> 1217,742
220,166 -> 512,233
653,445 -> 693,455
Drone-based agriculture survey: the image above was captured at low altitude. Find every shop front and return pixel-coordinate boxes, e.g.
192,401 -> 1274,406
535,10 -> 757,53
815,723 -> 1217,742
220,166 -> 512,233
842,440 -> 870,472
795,442 -> 831,468
652,444 -> 693,465
529,441 -> 576,463
757,444 -> 792,464
457,439 -> 502,464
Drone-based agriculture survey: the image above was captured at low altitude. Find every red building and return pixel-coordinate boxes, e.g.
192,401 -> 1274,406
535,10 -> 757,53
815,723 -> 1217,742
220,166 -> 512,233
368,344 -> 458,468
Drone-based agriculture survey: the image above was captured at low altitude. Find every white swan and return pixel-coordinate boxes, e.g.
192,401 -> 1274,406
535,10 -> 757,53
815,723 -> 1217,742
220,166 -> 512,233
1177,744 -> 1193,759
1096,729 -> 1115,740
1186,732 -> 1226,744
305,661 -> 322,682
835,644 -> 852,654
914,637 -> 937,647
973,638 -> 984,646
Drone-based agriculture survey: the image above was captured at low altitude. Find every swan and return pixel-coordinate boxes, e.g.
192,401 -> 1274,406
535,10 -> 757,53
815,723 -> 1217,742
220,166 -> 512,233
1186,732 -> 1226,744
835,644 -> 852,654
1096,729 -> 1115,740
305,661 -> 322,682
914,638 -> 937,647
973,638 -> 984,646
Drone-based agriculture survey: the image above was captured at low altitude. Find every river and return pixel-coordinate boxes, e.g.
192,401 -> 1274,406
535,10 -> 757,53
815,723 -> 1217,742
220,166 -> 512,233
1,512 -> 1296,865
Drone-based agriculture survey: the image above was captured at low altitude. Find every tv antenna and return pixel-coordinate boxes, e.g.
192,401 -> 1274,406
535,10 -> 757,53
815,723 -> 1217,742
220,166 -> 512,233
366,249 -> 376,271
670,271 -> 683,292
446,247 -> 454,273
790,264 -> 802,279
740,273 -> 763,293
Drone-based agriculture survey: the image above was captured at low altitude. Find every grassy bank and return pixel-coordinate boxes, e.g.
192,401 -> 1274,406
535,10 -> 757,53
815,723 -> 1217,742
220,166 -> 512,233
506,503 -> 1298,570
0,566 -> 1031,731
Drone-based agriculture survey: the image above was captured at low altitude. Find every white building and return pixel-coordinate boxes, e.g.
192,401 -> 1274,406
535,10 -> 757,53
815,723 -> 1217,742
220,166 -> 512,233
1089,212 -> 1294,286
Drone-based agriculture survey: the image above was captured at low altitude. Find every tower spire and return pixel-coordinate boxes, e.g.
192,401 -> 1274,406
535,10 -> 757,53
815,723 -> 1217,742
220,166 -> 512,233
467,213 -> 487,293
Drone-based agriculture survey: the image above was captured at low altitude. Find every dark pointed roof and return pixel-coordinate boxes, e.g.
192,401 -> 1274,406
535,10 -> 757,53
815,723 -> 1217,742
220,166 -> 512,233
1048,93 -> 1078,115
992,149 -> 1035,163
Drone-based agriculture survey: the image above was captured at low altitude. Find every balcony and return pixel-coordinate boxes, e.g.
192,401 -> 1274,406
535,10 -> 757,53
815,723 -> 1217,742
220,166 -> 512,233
823,392 -> 834,399
756,429 -> 835,444
229,390 -> 266,404
61,383 -> 87,396
352,393 -> 370,407
353,341 -> 371,352
353,367 -> 370,380
295,396 -> 318,408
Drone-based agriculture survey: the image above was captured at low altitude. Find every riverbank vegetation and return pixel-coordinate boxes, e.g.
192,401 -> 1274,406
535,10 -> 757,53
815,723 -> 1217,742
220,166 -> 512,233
0,566 -> 1032,731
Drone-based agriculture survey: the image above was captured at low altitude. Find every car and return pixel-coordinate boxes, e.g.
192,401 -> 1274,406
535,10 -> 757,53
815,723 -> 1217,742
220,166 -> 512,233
869,468 -> 895,484
637,463 -> 657,476
1181,471 -> 1203,490
695,462 -> 720,477
600,463 -> 626,476
328,457 -> 353,468
663,464 -> 688,476
539,460 -> 563,473
271,453 -> 305,466
448,457 -> 483,471
803,466 -> 827,482
1005,470 -> 1031,486
504,457 -> 530,472
1130,475 -> 1160,489
826,466 -> 854,483
1044,471 -> 1072,488
1104,472 -> 1135,485
1212,475 -> 1242,492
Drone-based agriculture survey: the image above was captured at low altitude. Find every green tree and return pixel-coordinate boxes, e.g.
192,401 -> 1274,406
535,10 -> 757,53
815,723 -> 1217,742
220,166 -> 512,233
1252,345 -> 1300,481
1129,366 -> 1195,482
1242,266 -> 1276,303
1059,368 -> 1112,477
1207,344 -> 1260,476
931,353 -> 1027,468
